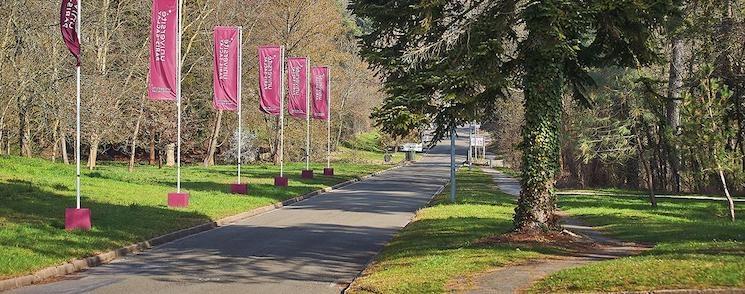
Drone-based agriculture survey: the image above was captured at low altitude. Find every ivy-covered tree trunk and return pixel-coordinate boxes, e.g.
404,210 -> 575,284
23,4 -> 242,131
515,63 -> 564,231
514,5 -> 565,232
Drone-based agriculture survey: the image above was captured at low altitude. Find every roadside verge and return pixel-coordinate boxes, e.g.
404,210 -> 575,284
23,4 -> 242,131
0,163 -> 408,292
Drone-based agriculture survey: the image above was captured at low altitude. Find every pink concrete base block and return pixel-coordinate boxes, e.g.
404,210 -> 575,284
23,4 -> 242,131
323,168 -> 334,176
274,176 -> 289,187
301,170 -> 314,179
168,192 -> 190,208
65,208 -> 91,231
230,183 -> 249,194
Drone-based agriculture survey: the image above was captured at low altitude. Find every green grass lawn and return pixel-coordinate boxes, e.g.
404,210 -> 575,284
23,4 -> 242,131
347,169 -> 549,293
493,166 -> 519,178
342,131 -> 385,152
0,155 -> 390,279
348,167 -> 745,293
530,194 -> 745,292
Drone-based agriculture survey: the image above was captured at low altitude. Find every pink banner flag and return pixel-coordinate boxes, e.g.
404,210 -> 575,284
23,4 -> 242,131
148,0 -> 179,101
212,27 -> 240,111
60,0 -> 80,66
258,46 -> 283,115
311,66 -> 330,120
286,57 -> 308,119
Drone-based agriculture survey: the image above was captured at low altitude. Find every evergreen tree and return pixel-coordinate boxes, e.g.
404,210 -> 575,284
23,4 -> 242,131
353,0 -> 681,233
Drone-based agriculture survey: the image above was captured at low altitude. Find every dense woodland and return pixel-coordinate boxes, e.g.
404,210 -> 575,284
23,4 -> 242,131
0,0 -> 383,169
485,1 -> 745,198
354,0 -> 744,229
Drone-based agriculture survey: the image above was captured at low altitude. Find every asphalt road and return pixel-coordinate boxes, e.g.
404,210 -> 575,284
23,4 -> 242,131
11,132 -> 468,294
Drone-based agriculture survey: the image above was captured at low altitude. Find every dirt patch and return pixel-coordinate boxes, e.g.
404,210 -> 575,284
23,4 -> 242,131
475,225 -> 603,251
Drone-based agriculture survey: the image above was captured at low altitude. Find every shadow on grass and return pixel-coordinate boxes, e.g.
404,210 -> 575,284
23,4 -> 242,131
87,164 -> 357,195
382,216 -> 566,261
0,180 -> 212,276
560,196 -> 745,244
365,169 -> 575,263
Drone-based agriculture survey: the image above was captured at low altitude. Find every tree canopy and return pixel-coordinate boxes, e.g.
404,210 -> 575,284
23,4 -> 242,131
353,0 -> 683,231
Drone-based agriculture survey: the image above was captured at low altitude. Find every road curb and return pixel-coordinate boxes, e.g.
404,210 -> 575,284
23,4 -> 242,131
616,289 -> 745,294
0,162 -> 409,293
343,164 -> 458,293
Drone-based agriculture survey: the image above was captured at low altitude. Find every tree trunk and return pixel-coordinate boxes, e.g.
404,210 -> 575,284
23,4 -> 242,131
88,138 -> 100,170
52,120 -> 59,163
705,71 -> 736,221
513,19 -> 563,233
149,135 -> 156,165
335,118 -> 344,151
335,80 -> 355,149
717,167 -> 736,222
61,131 -> 69,164
158,148 -> 163,169
204,110 -> 223,167
266,116 -> 280,164
129,99 -> 145,172
666,32 -> 684,193
166,143 -> 175,167
128,113 -> 143,172
17,95 -> 31,157
635,126 -> 657,207
0,101 -> 9,156
23,128 -> 31,157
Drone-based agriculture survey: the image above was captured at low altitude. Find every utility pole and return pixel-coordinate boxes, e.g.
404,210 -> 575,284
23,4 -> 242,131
450,125 -> 456,203
468,123 -> 473,168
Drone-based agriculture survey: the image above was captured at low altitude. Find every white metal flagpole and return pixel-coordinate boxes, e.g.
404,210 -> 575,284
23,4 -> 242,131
468,124 -> 473,167
75,0 -> 82,209
326,68 -> 331,169
279,46 -> 285,177
305,58 -> 310,171
473,124 -> 478,161
237,27 -> 242,184
176,0 -> 183,193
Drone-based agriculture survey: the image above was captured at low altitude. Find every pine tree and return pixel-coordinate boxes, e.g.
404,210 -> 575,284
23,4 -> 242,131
353,0 -> 682,233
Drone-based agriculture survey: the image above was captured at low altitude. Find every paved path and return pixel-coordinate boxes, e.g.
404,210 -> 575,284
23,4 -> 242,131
11,136 -> 468,294
465,168 -> 648,294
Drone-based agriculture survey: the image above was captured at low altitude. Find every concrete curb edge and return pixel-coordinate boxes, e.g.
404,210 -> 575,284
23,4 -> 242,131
342,164 -> 458,293
0,162 -> 409,293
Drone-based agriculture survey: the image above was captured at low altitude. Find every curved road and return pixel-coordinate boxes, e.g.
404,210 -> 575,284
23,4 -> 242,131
11,133 -> 468,294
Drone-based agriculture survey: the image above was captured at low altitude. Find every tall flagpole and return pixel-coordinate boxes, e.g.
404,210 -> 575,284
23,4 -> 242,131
279,46 -> 285,177
468,123 -> 473,166
326,68 -> 331,169
237,27 -> 242,185
75,0 -> 82,209
176,0 -> 182,193
450,125 -> 456,202
305,58 -> 310,171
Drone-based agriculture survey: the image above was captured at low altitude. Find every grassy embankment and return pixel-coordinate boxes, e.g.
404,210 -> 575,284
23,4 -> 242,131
349,168 -> 745,293
0,147 -> 398,279
337,131 -> 406,164
347,169 -> 550,293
